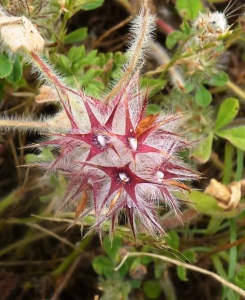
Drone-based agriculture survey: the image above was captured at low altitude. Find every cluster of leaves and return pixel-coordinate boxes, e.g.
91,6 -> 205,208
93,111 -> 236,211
53,45 -> 125,96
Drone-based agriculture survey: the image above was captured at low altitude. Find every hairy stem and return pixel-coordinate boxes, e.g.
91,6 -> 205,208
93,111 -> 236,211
104,0 -> 154,102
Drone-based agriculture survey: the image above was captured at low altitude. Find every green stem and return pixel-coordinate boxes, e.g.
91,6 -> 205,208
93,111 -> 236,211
235,149 -> 243,182
222,142 -> 234,185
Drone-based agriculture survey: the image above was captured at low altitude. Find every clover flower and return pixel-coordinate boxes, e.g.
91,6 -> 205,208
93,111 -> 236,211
0,2 -> 198,238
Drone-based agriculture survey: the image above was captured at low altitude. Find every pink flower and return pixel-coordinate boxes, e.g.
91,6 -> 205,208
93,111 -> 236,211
37,71 -> 198,238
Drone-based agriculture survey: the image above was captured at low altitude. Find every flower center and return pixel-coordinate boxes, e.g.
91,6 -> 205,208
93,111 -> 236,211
119,172 -> 130,183
128,137 -> 138,151
96,134 -> 107,147
94,134 -> 107,148
156,170 -> 164,182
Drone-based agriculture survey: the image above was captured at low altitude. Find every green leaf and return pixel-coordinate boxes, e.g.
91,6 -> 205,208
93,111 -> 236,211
235,266 -> 245,289
210,71 -> 228,87
0,54 -> 13,78
146,104 -> 161,115
183,81 -> 195,93
75,0 -> 104,10
188,191 -> 238,218
141,78 -> 166,95
177,266 -> 187,281
165,231 -> 179,251
83,0 -> 104,10
216,126 -> 245,150
166,30 -> 183,49
212,255 -> 228,281
92,255 -> 113,277
80,50 -> 100,66
57,54 -> 72,74
25,148 -> 54,163
49,174 -> 61,188
143,280 -> 161,299
63,27 -> 88,44
68,45 -> 85,61
103,236 -> 122,261
114,52 -> 124,65
191,132 -> 213,163
81,68 -> 96,80
195,85 -> 212,107
85,49 -> 98,61
25,154 -> 41,163
180,18 -> 191,35
182,249 -> 195,262
6,55 -> 22,83
176,0 -> 203,20
214,98 -> 239,131
189,191 -> 221,213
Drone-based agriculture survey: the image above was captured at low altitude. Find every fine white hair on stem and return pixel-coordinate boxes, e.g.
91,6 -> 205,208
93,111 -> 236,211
126,2 -> 156,71
22,50 -> 66,90
0,112 -> 70,133
104,0 -> 156,103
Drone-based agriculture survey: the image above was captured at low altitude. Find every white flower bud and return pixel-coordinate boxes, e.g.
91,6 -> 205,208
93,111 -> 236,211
0,15 -> 44,52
